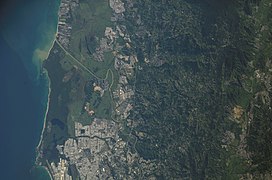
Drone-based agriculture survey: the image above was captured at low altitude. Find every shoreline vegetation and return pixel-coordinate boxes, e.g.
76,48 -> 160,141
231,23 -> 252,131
32,0 -> 272,178
36,31 -> 58,153
34,0 -> 118,178
34,1 -> 61,179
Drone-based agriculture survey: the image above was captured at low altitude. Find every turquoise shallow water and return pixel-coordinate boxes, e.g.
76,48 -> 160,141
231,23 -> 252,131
0,0 -> 59,179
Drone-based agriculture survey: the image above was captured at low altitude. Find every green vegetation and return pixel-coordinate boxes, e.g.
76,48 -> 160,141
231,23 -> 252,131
65,0 -> 118,124
41,0 -> 116,161
122,0 -> 272,178
40,0 -> 272,178
70,0 -> 115,78
42,43 -> 72,163
245,0 -> 272,174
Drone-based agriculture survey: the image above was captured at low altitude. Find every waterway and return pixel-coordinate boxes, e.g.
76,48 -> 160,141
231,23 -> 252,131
0,0 -> 60,179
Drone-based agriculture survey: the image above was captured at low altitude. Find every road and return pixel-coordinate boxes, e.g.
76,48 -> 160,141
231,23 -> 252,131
56,40 -> 106,80
55,39 -> 115,94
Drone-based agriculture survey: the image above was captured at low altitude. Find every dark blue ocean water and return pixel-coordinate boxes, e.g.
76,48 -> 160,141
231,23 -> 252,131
0,0 -> 59,179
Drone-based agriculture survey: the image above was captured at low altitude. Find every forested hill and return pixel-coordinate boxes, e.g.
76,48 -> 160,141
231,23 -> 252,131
121,0 -> 272,178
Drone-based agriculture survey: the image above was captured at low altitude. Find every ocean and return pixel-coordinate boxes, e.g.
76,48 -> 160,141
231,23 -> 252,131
0,0 -> 59,179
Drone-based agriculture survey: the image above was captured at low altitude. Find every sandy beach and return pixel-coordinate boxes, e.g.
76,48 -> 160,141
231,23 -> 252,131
34,2 -> 61,180
35,0 -> 60,156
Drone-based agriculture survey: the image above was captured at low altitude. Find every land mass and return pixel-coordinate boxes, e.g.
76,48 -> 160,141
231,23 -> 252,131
37,0 -> 272,179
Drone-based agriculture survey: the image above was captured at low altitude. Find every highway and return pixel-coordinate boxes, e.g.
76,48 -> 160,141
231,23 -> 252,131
55,39 -> 115,92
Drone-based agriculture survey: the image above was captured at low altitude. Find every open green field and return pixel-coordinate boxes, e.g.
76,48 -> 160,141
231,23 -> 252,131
59,52 -> 116,133
53,0 -> 121,131
69,0 -> 115,78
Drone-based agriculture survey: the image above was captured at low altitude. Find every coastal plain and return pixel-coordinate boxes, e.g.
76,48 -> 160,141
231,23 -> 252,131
37,0 -> 272,179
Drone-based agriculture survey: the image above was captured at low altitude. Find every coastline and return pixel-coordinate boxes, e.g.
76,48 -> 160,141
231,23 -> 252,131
36,0 -> 60,157
36,70 -> 51,152
36,39 -> 56,152
35,1 -> 61,179
34,42 -> 54,180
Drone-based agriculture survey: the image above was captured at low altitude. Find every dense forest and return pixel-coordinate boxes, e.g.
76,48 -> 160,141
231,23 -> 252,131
121,0 -> 272,178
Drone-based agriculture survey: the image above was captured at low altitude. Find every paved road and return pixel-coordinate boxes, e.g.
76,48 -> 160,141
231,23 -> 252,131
56,40 -> 103,80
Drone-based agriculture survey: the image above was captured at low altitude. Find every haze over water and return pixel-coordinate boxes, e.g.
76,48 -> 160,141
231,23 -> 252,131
0,0 -> 59,179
